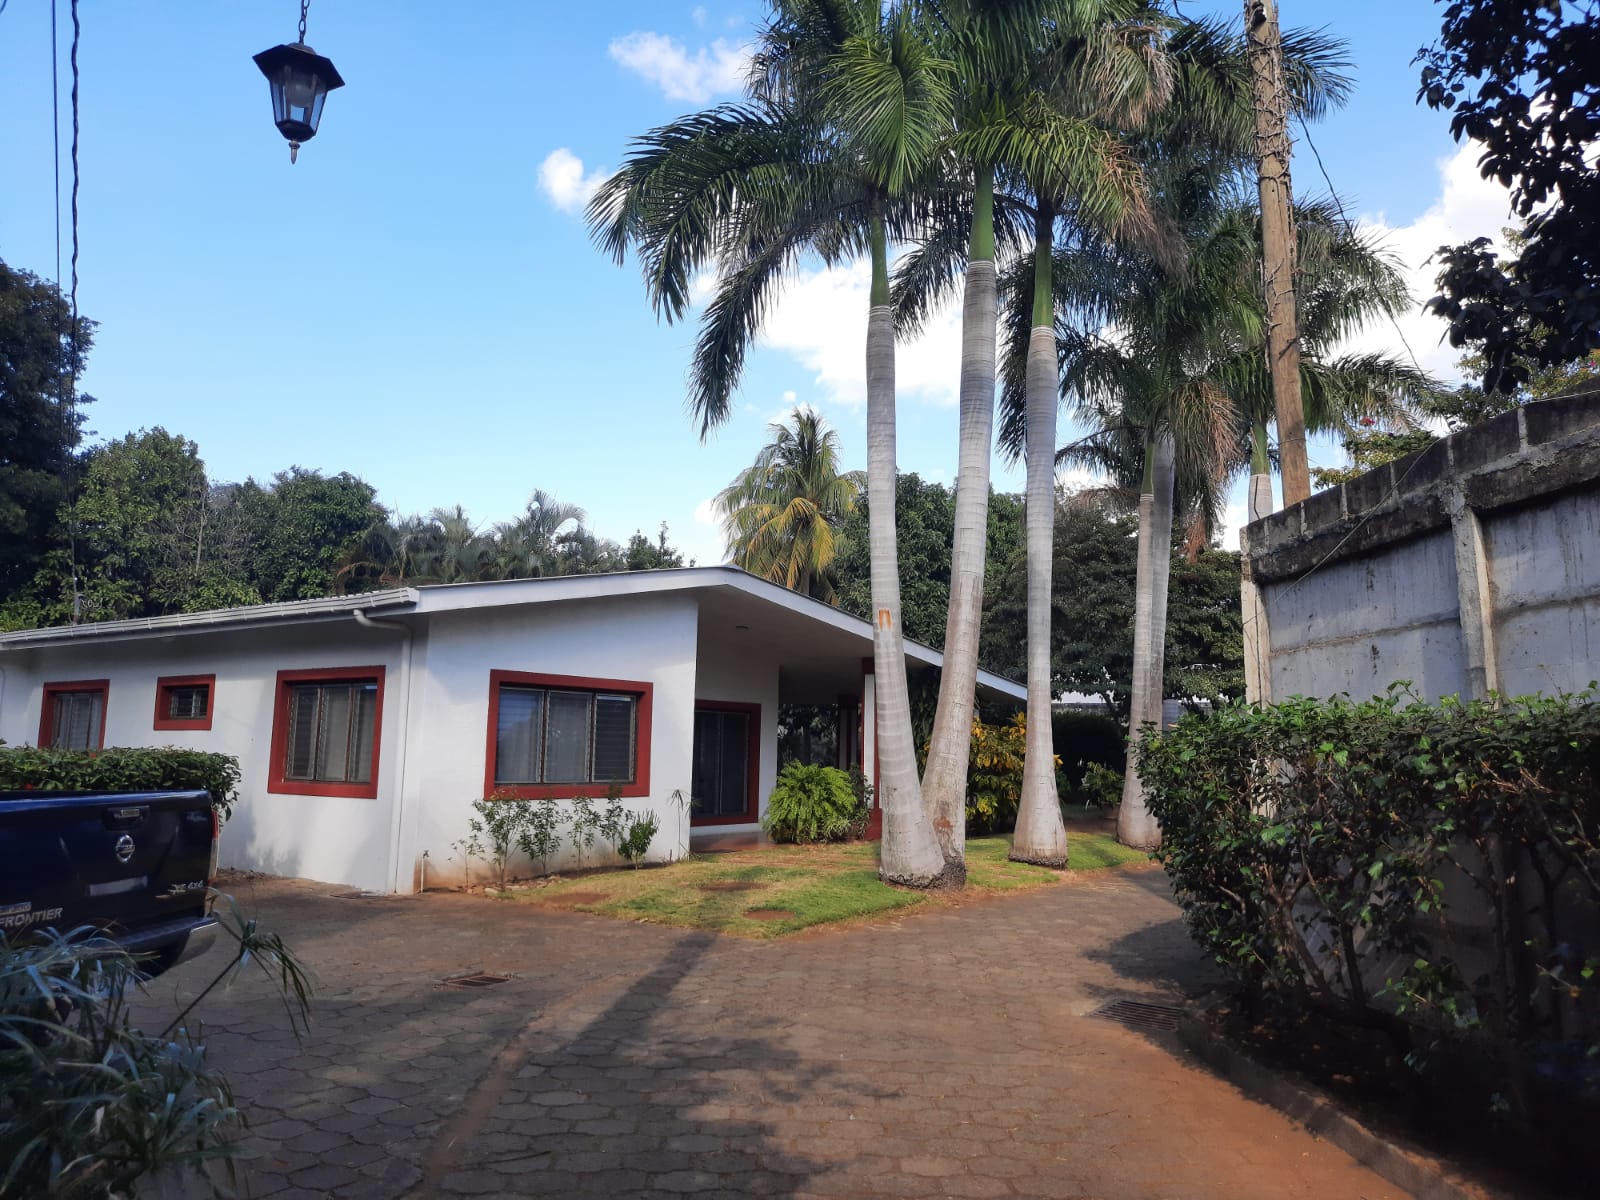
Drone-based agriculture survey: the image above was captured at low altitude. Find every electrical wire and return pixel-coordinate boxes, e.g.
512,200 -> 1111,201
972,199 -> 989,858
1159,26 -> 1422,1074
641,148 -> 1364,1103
1295,113 -> 1429,379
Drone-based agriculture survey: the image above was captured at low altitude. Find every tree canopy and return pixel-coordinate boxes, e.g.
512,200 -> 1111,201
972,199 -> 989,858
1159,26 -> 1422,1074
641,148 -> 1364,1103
979,493 -> 1243,716
0,259 -> 91,600
1417,0 -> 1600,393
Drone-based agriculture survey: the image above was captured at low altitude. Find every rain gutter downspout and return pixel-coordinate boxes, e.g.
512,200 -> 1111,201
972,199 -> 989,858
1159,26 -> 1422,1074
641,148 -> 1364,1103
354,609 -> 415,894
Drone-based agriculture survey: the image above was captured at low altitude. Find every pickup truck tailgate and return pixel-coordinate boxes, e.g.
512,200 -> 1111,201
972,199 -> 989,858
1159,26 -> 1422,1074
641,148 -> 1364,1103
0,789 -> 215,942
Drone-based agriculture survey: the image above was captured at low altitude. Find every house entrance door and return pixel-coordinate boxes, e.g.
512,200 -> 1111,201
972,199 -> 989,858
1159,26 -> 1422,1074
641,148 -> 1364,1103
691,704 -> 756,823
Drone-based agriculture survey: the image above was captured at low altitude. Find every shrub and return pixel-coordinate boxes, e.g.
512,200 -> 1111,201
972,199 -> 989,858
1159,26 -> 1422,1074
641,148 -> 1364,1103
598,784 -> 658,867
1078,762 -> 1123,810
0,746 -> 242,821
616,812 -> 659,866
1139,688 -> 1600,1126
516,797 -> 563,875
967,714 -> 1025,834
454,793 -> 531,890
764,763 -> 862,844
1,898 -> 311,1199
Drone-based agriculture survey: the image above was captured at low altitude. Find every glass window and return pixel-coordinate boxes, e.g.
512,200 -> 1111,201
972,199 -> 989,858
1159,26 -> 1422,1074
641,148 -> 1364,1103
48,689 -> 105,750
165,684 -> 209,721
284,680 -> 377,784
492,683 -> 637,788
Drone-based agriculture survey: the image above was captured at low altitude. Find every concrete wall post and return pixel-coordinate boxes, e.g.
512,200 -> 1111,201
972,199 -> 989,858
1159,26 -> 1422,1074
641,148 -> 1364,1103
1448,490 -> 1500,701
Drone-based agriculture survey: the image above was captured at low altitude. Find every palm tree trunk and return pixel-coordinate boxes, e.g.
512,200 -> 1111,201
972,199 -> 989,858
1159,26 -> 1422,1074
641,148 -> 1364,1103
1011,205 -> 1069,868
1119,431 -> 1175,850
867,203 -> 951,890
922,162 -> 999,881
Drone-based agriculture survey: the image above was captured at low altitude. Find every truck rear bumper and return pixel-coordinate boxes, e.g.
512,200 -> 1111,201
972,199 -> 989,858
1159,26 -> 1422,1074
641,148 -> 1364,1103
116,914 -> 220,973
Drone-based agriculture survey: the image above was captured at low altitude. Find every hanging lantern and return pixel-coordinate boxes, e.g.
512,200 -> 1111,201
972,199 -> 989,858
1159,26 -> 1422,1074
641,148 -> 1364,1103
253,1 -> 344,164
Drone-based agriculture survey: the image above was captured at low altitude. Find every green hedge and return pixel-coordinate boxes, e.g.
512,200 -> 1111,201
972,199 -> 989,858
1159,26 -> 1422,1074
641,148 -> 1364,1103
1138,688 -> 1600,1123
0,747 -> 241,820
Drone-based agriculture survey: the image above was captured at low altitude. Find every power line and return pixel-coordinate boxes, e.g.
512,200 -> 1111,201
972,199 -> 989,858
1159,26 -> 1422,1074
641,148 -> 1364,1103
1295,113 -> 1429,380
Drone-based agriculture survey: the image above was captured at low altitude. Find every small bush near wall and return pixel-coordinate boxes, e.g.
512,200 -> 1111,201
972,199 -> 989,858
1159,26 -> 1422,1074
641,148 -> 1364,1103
0,747 -> 242,820
1051,709 -> 1125,800
1138,688 -> 1600,1146
764,764 -> 866,844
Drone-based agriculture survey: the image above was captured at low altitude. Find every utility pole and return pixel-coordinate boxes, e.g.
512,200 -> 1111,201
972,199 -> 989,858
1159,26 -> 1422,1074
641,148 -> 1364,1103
1245,0 -> 1310,507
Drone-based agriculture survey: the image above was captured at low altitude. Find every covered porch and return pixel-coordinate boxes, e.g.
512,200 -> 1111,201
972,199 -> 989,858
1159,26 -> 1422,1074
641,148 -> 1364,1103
686,581 -> 1024,848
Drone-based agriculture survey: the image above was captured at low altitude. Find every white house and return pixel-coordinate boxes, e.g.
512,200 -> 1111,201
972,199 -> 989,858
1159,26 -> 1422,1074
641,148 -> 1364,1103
0,568 -> 1024,893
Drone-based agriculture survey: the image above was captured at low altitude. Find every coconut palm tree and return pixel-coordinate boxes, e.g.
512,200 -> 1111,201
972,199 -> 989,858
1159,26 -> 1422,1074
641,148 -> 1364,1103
589,0 -> 958,886
717,407 -> 864,603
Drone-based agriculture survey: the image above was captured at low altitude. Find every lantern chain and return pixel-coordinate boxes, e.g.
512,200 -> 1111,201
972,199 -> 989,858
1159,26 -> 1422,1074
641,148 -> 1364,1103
298,0 -> 309,44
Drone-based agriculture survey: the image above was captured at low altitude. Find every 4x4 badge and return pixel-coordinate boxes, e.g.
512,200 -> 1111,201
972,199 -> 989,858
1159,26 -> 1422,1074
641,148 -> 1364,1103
114,834 -> 135,863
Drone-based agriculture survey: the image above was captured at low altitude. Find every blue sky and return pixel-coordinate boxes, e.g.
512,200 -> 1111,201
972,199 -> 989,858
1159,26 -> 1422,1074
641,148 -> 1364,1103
0,1 -> 1514,564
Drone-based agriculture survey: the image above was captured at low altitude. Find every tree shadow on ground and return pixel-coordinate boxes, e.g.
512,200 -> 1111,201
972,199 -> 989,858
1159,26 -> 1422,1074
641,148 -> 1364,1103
407,929 -> 845,1198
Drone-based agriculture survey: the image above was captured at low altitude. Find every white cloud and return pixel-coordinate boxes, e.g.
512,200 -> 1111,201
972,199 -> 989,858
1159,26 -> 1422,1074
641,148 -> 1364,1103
608,31 -> 751,103
677,495 -> 729,568
537,148 -> 606,215
691,6 -> 709,29
1340,142 -> 1516,381
757,260 -> 965,410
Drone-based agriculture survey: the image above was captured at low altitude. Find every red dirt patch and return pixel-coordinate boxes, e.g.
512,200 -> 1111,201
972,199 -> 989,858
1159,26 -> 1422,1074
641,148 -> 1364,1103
698,880 -> 763,893
744,907 -> 796,922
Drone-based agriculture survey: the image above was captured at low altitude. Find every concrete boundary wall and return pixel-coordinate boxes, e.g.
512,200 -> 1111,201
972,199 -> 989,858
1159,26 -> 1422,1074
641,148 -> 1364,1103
1242,386 -> 1600,703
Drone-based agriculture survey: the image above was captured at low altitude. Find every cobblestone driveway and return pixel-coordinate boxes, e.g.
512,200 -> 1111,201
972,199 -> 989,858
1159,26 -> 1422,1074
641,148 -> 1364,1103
139,868 -> 1403,1199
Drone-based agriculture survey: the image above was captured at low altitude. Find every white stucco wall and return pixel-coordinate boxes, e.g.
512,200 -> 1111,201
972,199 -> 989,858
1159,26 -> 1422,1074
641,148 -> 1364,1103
401,593 -> 701,888
693,629 -> 782,832
0,621 -> 409,893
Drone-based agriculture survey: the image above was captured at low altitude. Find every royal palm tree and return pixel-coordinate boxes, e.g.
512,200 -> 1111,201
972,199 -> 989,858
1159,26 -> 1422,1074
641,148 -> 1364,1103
590,0 -> 957,886
1043,191 -> 1434,849
717,407 -> 864,603
897,0 -> 1162,874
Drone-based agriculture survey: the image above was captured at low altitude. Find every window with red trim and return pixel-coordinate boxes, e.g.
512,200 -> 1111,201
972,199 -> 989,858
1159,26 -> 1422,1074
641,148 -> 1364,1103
39,680 -> 109,750
268,667 -> 385,799
154,674 -> 216,731
485,671 -> 652,800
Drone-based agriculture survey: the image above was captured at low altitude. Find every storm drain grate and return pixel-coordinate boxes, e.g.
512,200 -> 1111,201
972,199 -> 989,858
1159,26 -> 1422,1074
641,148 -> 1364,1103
1088,998 -> 1186,1032
443,972 -> 511,989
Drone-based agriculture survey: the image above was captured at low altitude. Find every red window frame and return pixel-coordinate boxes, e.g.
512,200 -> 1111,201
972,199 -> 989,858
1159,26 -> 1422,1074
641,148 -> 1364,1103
268,666 -> 386,800
690,699 -> 761,827
38,679 -> 110,750
484,669 -> 653,801
153,674 -> 216,731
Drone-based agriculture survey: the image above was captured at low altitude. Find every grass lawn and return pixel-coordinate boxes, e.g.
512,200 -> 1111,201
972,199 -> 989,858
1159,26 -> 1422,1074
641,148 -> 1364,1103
505,830 -> 1150,939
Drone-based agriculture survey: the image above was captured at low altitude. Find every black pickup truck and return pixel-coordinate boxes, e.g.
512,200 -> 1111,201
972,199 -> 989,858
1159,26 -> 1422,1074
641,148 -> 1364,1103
0,789 -> 220,975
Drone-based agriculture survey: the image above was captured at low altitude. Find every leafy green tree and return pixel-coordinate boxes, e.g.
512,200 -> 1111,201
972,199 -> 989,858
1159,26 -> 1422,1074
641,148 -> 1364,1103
9,429 -> 209,623
233,469 -> 386,602
980,493 -> 1243,716
835,473 -> 1023,651
717,408 -> 862,603
1417,0 -> 1600,393
0,259 -> 92,602
621,523 -> 687,571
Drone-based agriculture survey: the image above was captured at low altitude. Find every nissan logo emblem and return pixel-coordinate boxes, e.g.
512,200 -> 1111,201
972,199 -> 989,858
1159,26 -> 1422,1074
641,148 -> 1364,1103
114,834 -> 135,864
